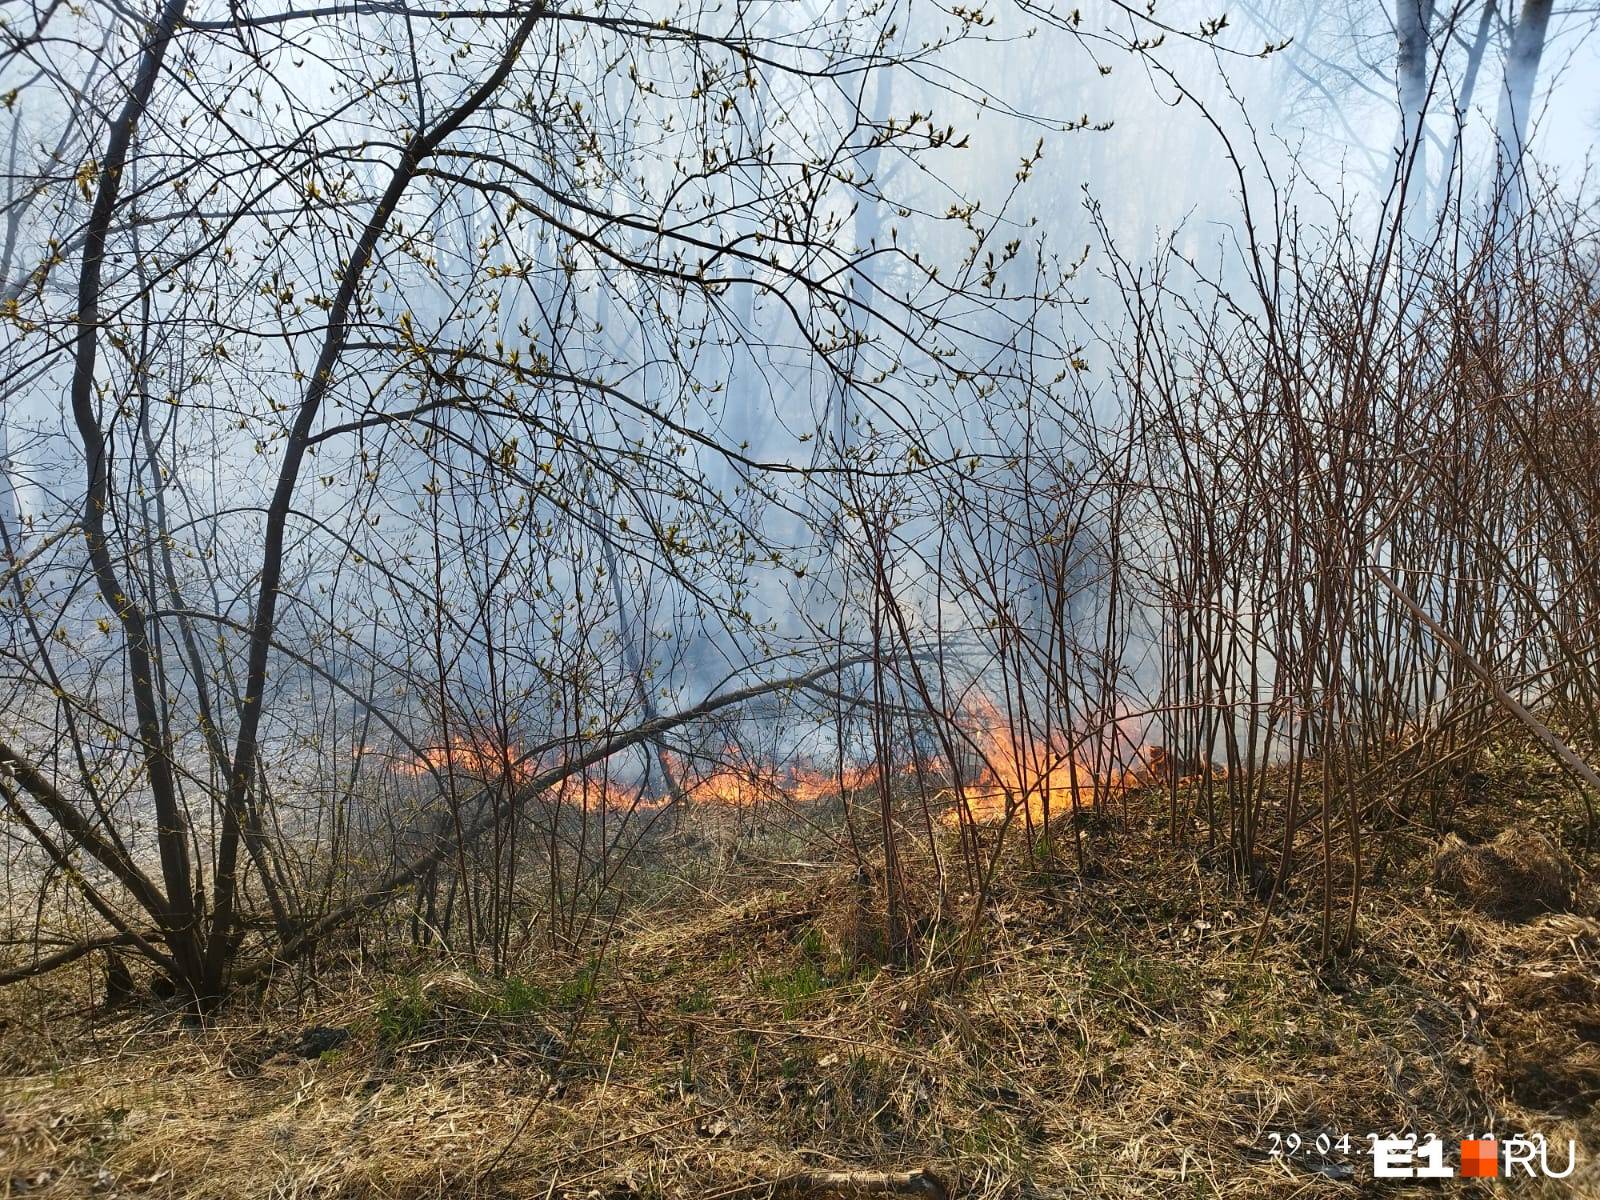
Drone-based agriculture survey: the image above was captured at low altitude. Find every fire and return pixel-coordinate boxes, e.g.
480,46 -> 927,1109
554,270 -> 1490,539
950,697 -> 1150,827
387,734 -> 530,785
373,700 -> 1162,829
665,753 -> 879,808
677,758 -> 772,807
377,737 -> 880,813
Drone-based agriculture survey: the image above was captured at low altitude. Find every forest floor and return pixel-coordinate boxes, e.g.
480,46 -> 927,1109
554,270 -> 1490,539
2,739 -> 1598,1199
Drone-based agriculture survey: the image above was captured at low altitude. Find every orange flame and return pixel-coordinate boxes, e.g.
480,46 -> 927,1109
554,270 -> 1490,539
664,753 -> 879,808
950,698 -> 1150,826
389,733 -> 530,784
377,701 -> 1163,828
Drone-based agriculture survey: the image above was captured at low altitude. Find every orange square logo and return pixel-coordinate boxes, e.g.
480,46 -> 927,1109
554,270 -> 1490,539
1461,1139 -> 1498,1178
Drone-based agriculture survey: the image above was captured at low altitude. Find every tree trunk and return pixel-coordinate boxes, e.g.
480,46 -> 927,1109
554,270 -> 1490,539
1394,0 -> 1435,230
1434,0 -> 1497,220
1494,0 -> 1555,226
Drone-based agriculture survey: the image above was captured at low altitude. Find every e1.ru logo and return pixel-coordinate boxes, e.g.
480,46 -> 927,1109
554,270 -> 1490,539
1370,1135 -> 1575,1178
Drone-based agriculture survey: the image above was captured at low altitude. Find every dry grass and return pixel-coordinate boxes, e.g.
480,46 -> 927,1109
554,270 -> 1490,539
1432,830 -> 1578,918
3,776 -> 1598,1199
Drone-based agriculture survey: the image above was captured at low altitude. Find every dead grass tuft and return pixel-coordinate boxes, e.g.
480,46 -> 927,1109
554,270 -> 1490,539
1432,828 -> 1578,918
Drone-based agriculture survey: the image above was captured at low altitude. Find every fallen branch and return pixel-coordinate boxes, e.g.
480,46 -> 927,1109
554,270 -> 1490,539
0,930 -> 156,987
